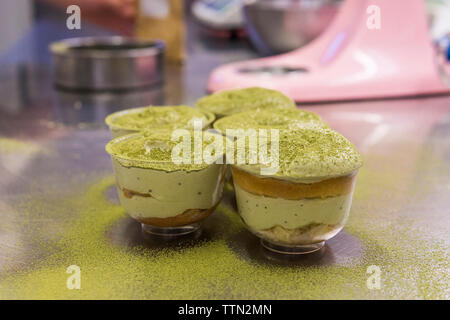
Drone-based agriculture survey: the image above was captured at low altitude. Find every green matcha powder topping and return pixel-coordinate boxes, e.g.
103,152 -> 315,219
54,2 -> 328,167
195,87 -> 296,117
236,128 -> 363,180
214,108 -> 328,133
106,105 -> 214,131
106,130 -> 226,172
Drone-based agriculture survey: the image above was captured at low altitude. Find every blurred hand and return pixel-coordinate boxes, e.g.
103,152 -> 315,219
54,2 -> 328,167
85,0 -> 137,36
94,0 -> 136,19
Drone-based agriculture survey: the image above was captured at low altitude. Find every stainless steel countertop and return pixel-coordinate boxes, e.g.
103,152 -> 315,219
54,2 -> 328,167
0,16 -> 449,299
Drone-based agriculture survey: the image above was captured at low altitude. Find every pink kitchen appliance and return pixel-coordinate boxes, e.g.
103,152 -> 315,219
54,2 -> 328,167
207,0 -> 450,102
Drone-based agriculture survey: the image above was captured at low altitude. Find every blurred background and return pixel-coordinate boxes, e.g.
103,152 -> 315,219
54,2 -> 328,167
0,0 -> 448,161
0,0 -> 449,127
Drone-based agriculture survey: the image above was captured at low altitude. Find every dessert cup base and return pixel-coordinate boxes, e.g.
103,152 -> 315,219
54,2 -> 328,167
141,223 -> 200,237
261,239 -> 325,255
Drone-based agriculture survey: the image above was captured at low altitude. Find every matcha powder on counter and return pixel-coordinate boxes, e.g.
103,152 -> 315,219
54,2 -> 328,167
0,169 -> 448,299
0,137 -> 42,154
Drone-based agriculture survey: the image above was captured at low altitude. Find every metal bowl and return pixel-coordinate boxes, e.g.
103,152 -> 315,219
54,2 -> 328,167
50,37 -> 165,91
243,0 -> 341,55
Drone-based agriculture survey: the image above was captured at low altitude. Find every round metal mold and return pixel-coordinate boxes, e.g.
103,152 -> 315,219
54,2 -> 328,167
50,37 -> 165,91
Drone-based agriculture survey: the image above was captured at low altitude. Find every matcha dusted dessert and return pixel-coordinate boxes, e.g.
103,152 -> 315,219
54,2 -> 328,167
106,130 -> 227,234
213,108 -> 328,134
231,128 -> 363,254
195,87 -> 296,118
105,105 -> 215,138
235,128 -> 363,182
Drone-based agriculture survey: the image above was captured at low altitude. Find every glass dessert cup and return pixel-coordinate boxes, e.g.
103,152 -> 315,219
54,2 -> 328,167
212,108 -> 330,191
105,106 -> 216,138
106,134 -> 227,237
231,167 -> 358,254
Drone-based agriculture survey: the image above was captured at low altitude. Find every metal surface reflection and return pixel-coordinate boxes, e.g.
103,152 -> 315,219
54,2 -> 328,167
51,87 -> 165,126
